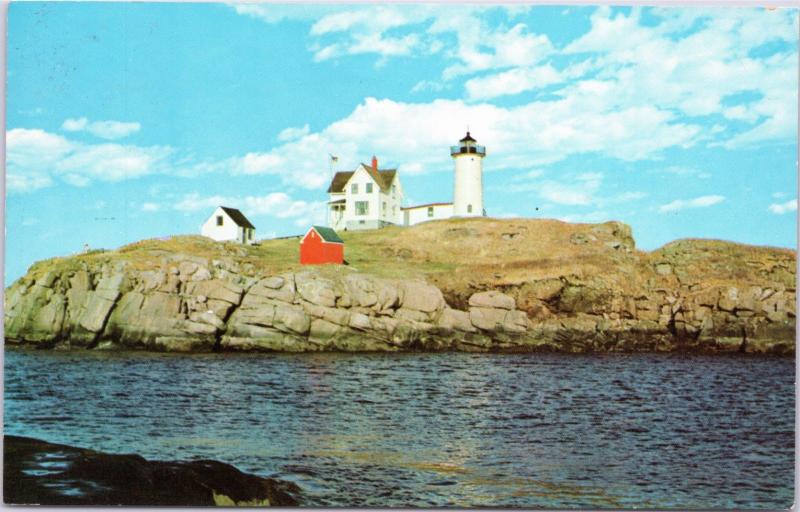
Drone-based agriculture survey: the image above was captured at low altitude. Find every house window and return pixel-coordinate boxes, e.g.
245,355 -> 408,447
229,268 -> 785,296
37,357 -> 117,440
427,207 -> 434,218
382,201 -> 386,213
467,204 -> 473,213
366,183 -> 373,193
216,215 -> 223,226
355,201 -> 369,215
392,185 -> 396,197
351,183 -> 358,194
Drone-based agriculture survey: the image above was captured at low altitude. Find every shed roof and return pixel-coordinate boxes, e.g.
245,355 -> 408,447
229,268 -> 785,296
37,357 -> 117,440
310,225 -> 344,244
219,206 -> 255,229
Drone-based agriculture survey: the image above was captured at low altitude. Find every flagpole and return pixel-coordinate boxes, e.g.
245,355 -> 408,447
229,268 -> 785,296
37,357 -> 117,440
327,154 -> 339,228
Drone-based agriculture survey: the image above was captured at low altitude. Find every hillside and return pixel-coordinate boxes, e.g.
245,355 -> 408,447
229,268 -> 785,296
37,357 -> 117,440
5,218 -> 796,354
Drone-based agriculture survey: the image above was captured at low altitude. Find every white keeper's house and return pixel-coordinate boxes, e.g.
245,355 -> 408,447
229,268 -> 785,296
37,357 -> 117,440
327,156 -> 404,231
201,206 -> 256,244
327,131 -> 486,231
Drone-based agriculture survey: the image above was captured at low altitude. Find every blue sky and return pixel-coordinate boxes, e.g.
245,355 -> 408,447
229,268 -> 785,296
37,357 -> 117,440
6,3 -> 798,284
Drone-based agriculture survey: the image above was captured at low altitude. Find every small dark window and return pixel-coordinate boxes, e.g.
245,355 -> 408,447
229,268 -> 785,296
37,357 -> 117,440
216,215 -> 223,226
467,204 -> 473,213
367,183 -> 373,193
427,207 -> 434,217
351,184 -> 358,194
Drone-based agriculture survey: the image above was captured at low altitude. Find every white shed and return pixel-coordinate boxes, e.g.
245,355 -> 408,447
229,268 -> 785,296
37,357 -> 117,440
201,206 -> 256,244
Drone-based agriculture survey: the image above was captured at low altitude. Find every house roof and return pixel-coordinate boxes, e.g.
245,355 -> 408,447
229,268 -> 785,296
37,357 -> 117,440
219,206 -> 255,229
327,171 -> 355,193
360,164 -> 397,191
326,166 -> 397,193
310,225 -> 344,244
401,202 -> 453,211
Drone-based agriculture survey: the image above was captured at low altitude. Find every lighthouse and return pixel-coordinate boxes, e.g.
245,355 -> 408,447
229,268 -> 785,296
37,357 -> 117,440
451,131 -> 486,217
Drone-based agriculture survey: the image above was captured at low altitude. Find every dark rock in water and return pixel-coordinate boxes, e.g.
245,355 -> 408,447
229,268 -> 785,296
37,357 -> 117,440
3,435 -> 301,506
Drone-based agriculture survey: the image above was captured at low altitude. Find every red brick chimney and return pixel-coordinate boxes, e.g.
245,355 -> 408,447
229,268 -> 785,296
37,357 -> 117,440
371,155 -> 378,170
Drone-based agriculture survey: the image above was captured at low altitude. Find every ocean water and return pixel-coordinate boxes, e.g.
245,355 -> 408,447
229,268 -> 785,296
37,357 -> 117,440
4,348 -> 794,508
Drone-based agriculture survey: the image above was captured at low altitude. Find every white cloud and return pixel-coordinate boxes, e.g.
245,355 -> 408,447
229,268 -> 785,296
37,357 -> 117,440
307,6 -> 437,61
7,128 -> 72,192
62,174 -> 91,187
172,192 -> 327,225
768,199 -> 797,215
227,96 -> 700,193
11,7 -> 795,198
537,172 -> 603,206
232,4 -> 336,24
235,4 -> 549,80
87,120 -> 141,140
56,143 -> 170,181
6,173 -> 53,193
465,64 -> 564,101
277,124 -> 310,142
6,128 -> 172,192
437,20 -> 553,79
141,202 -> 161,212
411,80 -> 445,94
62,117 -> 141,139
62,117 -> 89,131
232,5 -> 795,152
659,195 -> 725,213
561,8 -> 797,148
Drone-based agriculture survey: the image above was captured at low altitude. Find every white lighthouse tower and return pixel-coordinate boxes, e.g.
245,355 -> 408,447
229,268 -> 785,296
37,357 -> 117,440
451,131 -> 486,217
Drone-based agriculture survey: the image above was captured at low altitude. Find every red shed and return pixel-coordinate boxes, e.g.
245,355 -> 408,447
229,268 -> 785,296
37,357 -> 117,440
300,225 -> 344,265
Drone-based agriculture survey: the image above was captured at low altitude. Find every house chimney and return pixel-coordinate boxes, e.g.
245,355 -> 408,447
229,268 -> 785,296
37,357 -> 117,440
372,155 -> 378,170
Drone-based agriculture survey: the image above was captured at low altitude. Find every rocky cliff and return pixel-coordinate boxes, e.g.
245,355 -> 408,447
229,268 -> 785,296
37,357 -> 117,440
5,218 -> 796,355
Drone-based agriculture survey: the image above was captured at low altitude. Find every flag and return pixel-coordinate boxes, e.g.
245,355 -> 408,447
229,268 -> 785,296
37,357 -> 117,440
329,154 -> 339,163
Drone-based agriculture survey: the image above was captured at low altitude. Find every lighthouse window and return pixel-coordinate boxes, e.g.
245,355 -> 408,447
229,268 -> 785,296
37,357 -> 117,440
467,204 -> 473,213
355,201 -> 369,215
367,183 -> 373,193
351,184 -> 358,194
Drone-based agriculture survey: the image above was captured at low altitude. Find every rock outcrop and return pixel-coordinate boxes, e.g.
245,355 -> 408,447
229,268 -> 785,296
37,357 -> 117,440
4,219 -> 796,355
4,435 -> 301,506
